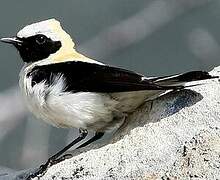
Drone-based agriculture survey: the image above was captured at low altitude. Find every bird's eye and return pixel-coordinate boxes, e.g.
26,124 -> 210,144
36,35 -> 47,45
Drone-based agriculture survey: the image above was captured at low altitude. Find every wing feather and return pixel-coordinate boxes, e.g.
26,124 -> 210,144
28,61 -> 179,93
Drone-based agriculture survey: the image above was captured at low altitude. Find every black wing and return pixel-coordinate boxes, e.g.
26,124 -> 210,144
27,61 -> 181,93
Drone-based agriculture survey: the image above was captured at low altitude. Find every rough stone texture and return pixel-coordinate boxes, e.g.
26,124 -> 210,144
38,67 -> 220,180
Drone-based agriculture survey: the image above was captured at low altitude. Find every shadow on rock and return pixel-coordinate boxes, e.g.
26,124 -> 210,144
149,89 -> 203,122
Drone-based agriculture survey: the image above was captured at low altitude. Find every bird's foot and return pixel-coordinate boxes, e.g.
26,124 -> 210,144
26,154 -> 72,179
26,160 -> 51,180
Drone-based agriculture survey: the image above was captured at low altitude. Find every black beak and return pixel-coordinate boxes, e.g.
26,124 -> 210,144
0,37 -> 23,45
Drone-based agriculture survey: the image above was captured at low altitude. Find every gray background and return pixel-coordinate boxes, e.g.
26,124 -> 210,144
0,0 -> 219,171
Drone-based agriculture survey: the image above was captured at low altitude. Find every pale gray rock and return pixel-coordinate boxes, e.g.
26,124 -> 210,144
38,66 -> 220,180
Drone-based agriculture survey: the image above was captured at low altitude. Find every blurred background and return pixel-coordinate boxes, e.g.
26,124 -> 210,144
0,0 -> 219,171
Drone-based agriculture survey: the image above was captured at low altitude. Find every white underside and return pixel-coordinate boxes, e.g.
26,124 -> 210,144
19,65 -> 167,131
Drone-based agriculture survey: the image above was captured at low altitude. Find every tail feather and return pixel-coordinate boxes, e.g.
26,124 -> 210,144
152,71 -> 218,87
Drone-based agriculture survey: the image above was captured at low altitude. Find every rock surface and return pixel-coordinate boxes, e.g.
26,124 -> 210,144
37,67 -> 220,180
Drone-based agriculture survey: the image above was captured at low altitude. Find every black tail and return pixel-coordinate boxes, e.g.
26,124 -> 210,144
152,71 -> 218,87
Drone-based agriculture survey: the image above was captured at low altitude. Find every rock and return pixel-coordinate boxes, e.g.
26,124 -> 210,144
38,67 -> 220,180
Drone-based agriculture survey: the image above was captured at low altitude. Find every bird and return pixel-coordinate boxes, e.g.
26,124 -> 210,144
0,19 -> 217,178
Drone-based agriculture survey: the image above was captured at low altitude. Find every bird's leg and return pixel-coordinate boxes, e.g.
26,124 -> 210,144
52,131 -> 105,168
27,129 -> 88,179
150,100 -> 154,111
76,131 -> 105,149
48,129 -> 88,165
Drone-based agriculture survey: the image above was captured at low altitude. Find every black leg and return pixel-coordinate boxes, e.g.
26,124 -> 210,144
76,132 -> 105,149
150,100 -> 154,111
27,129 -> 88,179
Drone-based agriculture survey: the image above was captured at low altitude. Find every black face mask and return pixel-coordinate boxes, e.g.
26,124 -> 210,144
1,34 -> 61,63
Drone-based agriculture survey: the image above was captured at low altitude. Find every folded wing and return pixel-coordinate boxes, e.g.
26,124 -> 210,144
29,61 -> 216,93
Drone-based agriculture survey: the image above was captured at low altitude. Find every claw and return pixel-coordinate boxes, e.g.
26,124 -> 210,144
61,153 -> 73,159
26,160 -> 51,179
49,153 -> 73,166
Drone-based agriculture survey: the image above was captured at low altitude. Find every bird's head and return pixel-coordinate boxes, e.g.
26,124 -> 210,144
1,19 -> 82,63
